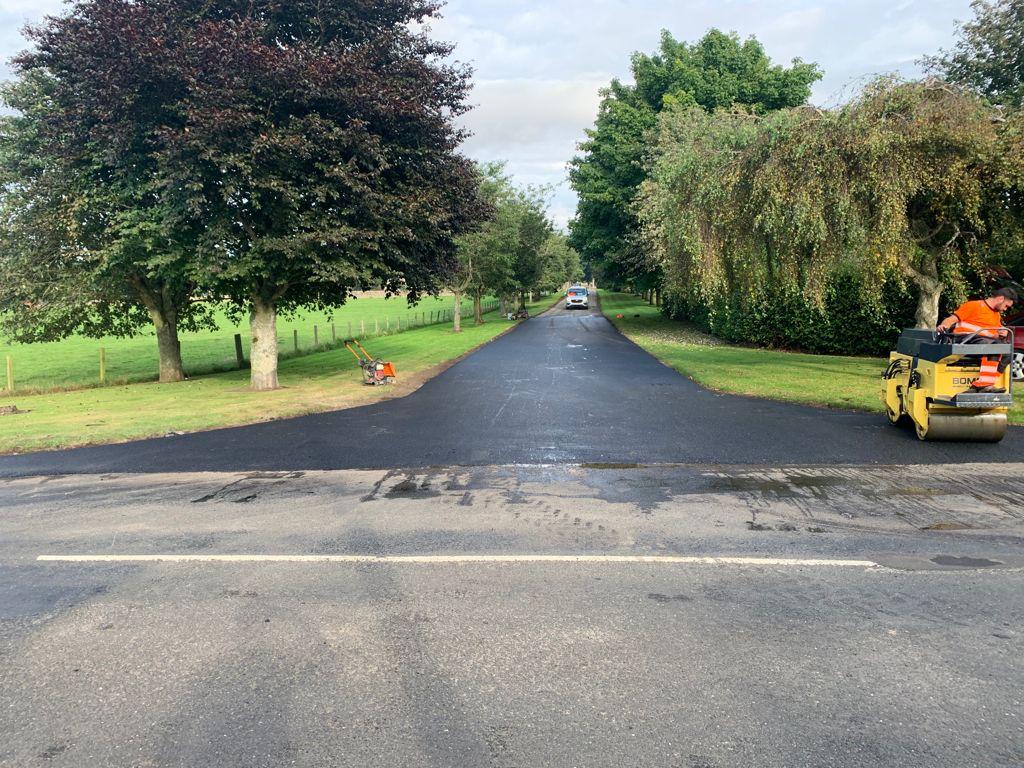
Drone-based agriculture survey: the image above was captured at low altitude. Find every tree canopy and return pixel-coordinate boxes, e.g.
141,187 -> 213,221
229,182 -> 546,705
0,59 -> 212,382
569,29 -> 821,290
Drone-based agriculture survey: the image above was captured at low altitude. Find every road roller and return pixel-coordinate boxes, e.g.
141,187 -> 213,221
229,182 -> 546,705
882,329 -> 1012,441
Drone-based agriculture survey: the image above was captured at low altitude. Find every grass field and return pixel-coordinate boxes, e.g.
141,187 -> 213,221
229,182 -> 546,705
0,294 -> 556,454
600,291 -> 1024,426
1,294 -> 496,393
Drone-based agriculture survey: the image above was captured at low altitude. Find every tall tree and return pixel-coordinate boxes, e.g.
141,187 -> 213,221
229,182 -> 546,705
538,234 -> 583,292
509,191 -> 554,308
924,0 -> 1024,108
162,0 -> 483,388
569,29 -> 821,290
453,163 -> 517,327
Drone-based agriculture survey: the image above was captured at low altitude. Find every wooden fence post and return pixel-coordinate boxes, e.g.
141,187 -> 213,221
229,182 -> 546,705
331,323 -> 336,343
314,325 -> 319,346
360,319 -> 364,337
293,329 -> 299,352
5,356 -> 12,392
234,334 -> 245,368
374,318 -> 379,335
99,348 -> 106,385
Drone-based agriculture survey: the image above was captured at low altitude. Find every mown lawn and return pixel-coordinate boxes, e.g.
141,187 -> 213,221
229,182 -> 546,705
0,294 -> 556,454
600,291 -> 1024,425
1,294 -> 496,393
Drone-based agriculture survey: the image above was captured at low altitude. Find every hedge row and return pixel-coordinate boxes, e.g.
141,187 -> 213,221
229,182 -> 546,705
661,268 -> 919,357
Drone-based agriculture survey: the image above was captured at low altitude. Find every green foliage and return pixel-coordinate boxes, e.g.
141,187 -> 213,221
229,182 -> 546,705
662,266 -> 917,356
454,164 -> 564,310
454,163 -> 518,301
631,30 -> 822,114
924,0 -> 1024,108
569,28 -> 821,290
509,190 -> 555,304
0,66 -> 212,357
641,78 -> 1024,343
538,234 -> 584,291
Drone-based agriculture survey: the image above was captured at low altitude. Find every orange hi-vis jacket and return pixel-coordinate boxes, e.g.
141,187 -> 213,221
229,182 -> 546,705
952,300 -> 1004,338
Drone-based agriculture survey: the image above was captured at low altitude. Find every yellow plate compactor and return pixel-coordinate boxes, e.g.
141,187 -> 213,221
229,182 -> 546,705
882,329 -> 1012,442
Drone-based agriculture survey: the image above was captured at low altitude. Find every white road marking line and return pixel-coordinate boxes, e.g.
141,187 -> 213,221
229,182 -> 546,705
36,554 -> 879,567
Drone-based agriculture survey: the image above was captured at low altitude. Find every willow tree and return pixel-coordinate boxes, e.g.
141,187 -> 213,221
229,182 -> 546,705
637,106 -> 766,319
843,78 -> 1011,326
642,78 -> 1018,334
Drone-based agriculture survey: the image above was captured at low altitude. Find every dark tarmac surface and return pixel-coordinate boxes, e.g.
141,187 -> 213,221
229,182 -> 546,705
1,293 -> 1023,477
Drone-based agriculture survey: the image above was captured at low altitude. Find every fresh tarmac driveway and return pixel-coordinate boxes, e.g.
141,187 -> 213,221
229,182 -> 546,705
2,295 -> 1023,475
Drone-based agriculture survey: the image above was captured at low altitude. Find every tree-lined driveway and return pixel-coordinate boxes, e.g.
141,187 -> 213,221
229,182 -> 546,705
1,295 -> 1022,476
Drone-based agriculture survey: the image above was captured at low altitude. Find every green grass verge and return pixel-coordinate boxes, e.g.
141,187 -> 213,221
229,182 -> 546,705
1,294 -> 497,393
0,294 -> 556,454
600,291 -> 1024,425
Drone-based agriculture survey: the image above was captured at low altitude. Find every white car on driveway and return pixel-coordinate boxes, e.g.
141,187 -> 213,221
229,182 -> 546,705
566,286 -> 589,310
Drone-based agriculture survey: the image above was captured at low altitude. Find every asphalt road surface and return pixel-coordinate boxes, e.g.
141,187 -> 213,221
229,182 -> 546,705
1,465 -> 1022,767
2,293 -> 1022,767
2,293 -> 1024,476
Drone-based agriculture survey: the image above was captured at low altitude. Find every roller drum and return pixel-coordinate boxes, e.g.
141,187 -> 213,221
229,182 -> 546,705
920,412 -> 1008,442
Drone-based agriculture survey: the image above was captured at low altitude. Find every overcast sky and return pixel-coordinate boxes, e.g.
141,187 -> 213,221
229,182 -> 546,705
1,0 -> 975,228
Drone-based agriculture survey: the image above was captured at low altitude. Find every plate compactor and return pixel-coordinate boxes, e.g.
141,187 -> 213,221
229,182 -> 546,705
344,340 -> 396,386
882,329 -> 1013,442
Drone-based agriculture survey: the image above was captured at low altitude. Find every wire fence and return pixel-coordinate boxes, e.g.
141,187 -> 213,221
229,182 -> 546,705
2,299 -> 501,395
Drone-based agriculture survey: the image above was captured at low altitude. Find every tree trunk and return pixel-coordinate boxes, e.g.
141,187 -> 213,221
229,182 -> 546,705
499,296 -> 508,317
151,311 -> 185,383
914,278 -> 943,329
250,297 -> 279,390
453,290 -> 462,333
519,291 -> 526,310
132,278 -> 186,383
907,257 -> 943,329
473,292 -> 484,325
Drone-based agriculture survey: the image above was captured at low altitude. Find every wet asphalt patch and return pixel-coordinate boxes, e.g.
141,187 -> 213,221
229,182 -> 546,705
871,554 -> 1024,571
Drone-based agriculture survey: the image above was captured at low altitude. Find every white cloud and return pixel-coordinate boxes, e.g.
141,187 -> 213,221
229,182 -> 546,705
459,78 -> 603,153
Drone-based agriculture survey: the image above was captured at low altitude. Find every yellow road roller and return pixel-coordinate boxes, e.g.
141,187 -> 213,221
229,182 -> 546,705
882,329 -> 1012,442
